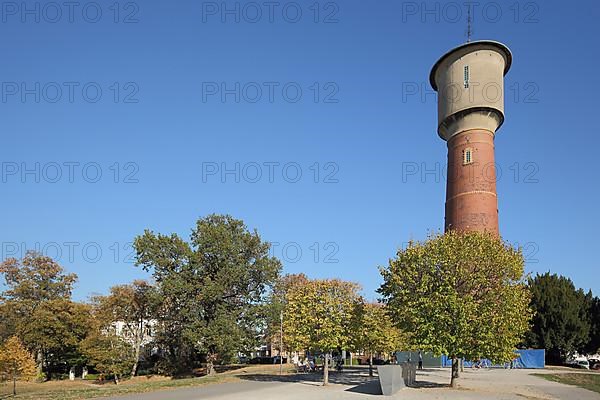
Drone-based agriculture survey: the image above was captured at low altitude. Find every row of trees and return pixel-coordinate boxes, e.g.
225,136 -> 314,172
378,232 -> 600,384
0,253 -> 90,380
1,214 -> 594,390
265,232 -> 566,390
272,275 -> 403,384
0,215 -> 283,386
0,254 -> 159,388
0,215 -> 403,390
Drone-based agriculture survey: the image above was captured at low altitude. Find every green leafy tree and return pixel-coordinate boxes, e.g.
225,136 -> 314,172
80,327 -> 135,384
351,302 -> 405,376
133,232 -> 195,375
134,214 -> 281,376
525,273 -> 591,363
283,278 -> 361,385
379,231 -> 531,387
266,274 -> 309,359
586,295 -> 600,355
0,252 -> 88,378
0,336 -> 37,395
94,281 -> 160,376
24,300 -> 92,374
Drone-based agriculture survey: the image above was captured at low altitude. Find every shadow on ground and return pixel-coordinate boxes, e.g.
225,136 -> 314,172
238,366 -> 447,395
239,367 -> 378,388
413,369 -> 449,388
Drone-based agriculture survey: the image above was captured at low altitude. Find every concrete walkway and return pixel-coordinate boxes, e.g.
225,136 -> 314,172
102,367 -> 600,400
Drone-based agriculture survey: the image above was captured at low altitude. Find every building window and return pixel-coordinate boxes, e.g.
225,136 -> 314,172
463,148 -> 473,165
464,65 -> 470,88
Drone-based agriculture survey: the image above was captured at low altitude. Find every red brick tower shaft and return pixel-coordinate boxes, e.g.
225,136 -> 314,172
445,129 -> 498,234
430,40 -> 512,236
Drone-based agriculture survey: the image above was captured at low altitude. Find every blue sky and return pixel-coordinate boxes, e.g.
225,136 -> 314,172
1,0 -> 598,300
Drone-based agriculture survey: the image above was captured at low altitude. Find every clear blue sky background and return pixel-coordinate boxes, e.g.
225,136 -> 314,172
1,0 -> 598,301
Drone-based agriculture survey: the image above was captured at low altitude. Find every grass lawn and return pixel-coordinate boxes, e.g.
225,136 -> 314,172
534,372 -> 600,394
0,364 -> 295,400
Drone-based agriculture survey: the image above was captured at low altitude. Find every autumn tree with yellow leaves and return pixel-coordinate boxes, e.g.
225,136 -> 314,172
351,302 -> 405,376
0,336 -> 37,395
283,278 -> 361,385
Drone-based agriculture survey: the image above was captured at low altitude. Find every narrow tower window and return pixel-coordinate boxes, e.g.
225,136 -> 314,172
464,65 -> 470,88
463,148 -> 473,165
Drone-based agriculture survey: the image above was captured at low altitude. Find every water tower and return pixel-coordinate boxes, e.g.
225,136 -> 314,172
430,40 -> 512,235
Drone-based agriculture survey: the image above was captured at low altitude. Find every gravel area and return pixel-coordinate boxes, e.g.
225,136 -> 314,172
103,367 -> 600,400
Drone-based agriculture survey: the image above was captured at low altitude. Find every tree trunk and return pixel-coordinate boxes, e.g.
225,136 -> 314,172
207,352 -> 216,376
131,319 -> 146,377
203,344 -> 217,376
460,358 -> 464,372
453,358 -> 460,379
131,352 -> 139,377
369,354 -> 374,377
322,353 -> 329,385
131,336 -> 141,377
36,350 -> 44,379
13,364 -> 17,396
450,357 -> 460,387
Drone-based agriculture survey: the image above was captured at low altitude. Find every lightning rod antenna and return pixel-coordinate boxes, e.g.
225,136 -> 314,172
466,7 -> 473,43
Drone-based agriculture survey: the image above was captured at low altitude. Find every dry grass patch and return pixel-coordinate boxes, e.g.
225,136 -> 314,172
0,364 -> 295,400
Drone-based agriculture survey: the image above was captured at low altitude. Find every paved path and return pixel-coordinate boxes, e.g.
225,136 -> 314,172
102,367 -> 600,400
102,380 -> 289,400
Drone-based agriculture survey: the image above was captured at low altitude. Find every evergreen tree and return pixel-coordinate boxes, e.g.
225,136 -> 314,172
525,272 -> 590,363
586,296 -> 600,355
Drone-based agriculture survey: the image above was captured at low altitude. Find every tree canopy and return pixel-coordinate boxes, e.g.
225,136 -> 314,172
586,295 -> 600,355
0,252 -> 89,378
283,277 -> 361,385
265,274 -> 309,357
134,214 -> 281,375
0,252 -> 77,304
525,272 -> 591,363
80,319 -> 136,385
92,280 -> 160,377
5,222 -> 600,388
351,302 -> 405,376
0,336 -> 37,395
379,231 -> 531,387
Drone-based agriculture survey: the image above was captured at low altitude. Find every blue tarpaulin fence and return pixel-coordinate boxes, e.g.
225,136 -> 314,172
440,349 -> 545,369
